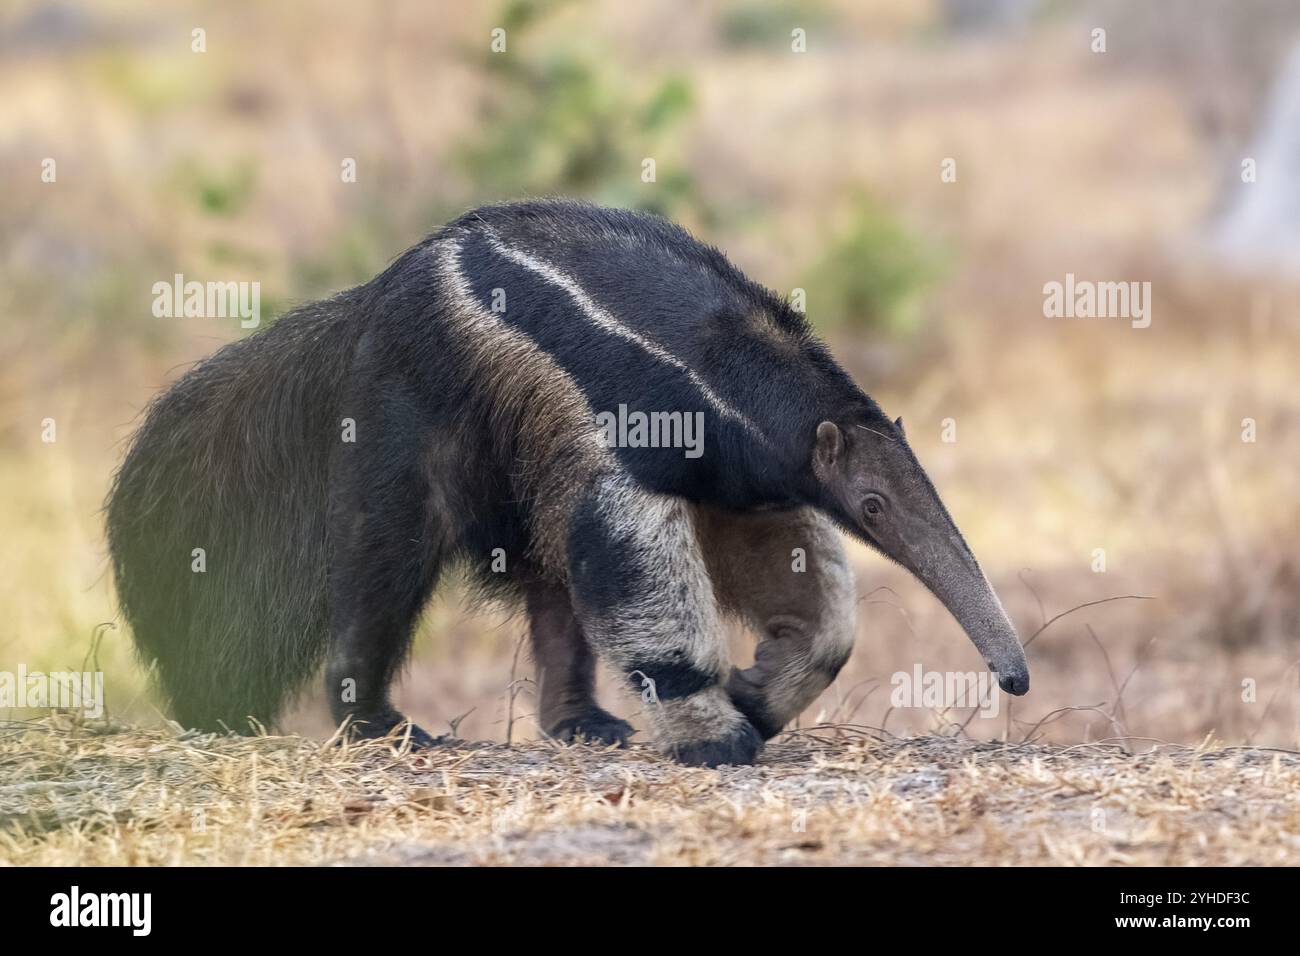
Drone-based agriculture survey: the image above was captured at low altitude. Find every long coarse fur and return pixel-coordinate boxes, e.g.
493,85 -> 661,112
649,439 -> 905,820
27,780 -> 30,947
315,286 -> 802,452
106,293 -> 366,729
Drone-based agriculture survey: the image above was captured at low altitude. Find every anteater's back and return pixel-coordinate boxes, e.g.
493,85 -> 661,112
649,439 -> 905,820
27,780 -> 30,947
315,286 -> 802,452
430,201 -> 834,504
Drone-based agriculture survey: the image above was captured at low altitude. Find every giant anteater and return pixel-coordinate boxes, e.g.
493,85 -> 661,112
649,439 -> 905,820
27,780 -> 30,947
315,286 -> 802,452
106,199 -> 1028,767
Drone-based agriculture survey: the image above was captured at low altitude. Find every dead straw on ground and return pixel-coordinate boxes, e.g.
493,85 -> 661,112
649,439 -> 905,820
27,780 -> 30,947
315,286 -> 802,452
2,715 -> 1297,866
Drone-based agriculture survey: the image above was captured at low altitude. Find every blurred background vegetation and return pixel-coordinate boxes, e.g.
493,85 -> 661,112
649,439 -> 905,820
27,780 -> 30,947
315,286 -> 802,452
3,0 -> 1300,748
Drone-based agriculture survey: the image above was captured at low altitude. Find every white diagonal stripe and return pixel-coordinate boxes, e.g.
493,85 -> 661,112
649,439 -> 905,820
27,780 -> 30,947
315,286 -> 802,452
435,238 -> 610,453
482,230 -> 769,446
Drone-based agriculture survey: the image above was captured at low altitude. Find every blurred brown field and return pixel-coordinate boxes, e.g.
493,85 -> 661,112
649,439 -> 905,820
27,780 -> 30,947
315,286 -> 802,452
2,0 -> 1299,754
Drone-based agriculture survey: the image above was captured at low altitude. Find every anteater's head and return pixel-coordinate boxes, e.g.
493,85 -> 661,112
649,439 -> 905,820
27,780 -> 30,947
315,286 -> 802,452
808,414 -> 1029,697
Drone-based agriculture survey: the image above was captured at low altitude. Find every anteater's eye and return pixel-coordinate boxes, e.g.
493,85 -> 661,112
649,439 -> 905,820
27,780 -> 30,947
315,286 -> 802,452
863,494 -> 886,519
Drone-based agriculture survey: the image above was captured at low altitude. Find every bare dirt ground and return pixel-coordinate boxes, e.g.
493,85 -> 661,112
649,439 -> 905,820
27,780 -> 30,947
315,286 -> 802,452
3,718 -> 1298,866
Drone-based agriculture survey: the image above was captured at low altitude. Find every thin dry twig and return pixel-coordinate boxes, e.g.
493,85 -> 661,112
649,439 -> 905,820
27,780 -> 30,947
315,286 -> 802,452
1245,659 -> 1300,746
1022,594 -> 1156,649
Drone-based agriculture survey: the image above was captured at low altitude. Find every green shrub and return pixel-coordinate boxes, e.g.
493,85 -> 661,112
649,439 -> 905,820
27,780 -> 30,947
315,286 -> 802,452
460,0 -> 706,222
800,196 -> 941,336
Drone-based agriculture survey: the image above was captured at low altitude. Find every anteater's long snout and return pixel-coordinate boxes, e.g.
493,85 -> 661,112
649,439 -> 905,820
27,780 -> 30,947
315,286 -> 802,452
948,588 -> 1029,697
910,534 -> 1030,697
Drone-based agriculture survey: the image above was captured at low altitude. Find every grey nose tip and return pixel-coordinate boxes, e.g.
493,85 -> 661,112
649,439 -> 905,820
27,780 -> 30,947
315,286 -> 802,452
998,672 -> 1029,696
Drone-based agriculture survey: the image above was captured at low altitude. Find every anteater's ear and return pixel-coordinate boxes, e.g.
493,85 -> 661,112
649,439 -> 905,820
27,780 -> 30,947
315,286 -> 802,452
813,421 -> 843,477
895,416 -> 905,437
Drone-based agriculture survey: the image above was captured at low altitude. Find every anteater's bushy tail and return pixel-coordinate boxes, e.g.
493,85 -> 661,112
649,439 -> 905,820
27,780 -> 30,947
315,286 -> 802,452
106,295 -> 363,731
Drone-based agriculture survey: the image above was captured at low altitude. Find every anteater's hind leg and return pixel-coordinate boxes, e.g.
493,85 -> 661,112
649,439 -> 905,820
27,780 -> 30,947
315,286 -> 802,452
567,475 -> 762,767
698,506 -> 857,740
526,579 -> 634,746
324,380 -> 448,747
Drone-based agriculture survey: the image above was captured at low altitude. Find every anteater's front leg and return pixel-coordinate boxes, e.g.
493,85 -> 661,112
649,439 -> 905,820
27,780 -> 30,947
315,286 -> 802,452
699,507 -> 857,739
566,476 -> 762,767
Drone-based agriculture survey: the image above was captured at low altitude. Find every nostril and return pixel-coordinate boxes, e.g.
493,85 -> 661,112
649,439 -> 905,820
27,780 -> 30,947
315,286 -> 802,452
998,673 -> 1029,696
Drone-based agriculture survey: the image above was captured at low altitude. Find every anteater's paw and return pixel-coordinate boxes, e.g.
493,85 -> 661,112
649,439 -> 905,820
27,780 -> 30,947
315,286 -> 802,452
384,722 -> 448,750
667,721 -> 764,768
342,713 -> 449,750
724,680 -> 784,741
547,708 -> 635,747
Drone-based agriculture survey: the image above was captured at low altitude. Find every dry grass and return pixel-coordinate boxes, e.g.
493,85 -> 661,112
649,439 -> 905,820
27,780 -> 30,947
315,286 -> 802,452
3,717 -> 1299,866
